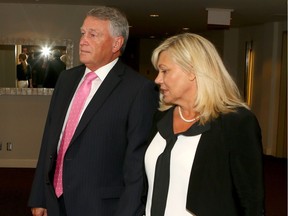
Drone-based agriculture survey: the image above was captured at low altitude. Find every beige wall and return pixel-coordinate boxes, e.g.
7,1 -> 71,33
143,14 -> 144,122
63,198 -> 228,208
239,22 -> 287,157
0,95 -> 51,167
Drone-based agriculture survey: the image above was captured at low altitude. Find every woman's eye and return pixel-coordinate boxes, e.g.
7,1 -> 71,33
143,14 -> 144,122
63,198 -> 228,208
161,70 -> 167,73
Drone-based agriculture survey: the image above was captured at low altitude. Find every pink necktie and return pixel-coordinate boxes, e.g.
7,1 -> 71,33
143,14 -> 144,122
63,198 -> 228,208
53,72 -> 97,197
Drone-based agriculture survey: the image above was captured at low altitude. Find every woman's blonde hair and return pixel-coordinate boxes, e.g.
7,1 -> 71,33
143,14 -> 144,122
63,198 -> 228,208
151,33 -> 248,124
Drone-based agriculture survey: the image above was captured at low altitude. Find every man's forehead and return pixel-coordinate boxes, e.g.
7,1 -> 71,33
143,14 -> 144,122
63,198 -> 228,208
81,18 -> 109,30
80,27 -> 97,32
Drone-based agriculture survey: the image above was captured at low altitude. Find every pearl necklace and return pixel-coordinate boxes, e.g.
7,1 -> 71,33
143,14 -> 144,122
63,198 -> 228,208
178,106 -> 200,123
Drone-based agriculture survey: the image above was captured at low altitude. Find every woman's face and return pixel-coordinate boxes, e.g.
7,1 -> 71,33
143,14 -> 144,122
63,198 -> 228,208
155,50 -> 196,105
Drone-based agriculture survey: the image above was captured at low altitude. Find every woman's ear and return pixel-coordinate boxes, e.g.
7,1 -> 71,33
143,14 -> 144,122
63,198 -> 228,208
188,73 -> 196,81
190,76 -> 196,81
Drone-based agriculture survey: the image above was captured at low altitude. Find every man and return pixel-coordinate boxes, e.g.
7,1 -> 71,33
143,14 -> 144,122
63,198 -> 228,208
28,6 -> 158,216
43,49 -> 66,88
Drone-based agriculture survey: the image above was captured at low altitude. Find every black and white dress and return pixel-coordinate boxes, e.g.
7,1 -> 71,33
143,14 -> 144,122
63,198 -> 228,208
144,107 -> 209,216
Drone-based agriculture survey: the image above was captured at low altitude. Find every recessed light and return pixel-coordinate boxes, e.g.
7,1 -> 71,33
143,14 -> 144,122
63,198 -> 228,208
150,14 -> 159,18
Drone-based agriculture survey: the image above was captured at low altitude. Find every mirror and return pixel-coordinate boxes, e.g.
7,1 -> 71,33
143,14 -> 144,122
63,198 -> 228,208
0,37 -> 73,89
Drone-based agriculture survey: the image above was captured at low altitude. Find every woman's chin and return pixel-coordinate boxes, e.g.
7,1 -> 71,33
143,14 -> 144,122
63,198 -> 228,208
162,97 -> 172,105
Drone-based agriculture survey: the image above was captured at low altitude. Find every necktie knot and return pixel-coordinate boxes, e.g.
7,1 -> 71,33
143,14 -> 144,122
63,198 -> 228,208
85,72 -> 97,82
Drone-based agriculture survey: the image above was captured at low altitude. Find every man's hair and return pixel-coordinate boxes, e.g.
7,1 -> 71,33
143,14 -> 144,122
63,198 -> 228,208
87,6 -> 129,54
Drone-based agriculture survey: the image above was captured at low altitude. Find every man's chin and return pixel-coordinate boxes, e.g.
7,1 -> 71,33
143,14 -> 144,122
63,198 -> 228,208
79,57 -> 89,64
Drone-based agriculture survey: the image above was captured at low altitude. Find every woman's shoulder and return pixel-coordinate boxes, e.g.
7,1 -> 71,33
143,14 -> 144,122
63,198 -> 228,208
225,106 -> 256,119
220,106 -> 260,130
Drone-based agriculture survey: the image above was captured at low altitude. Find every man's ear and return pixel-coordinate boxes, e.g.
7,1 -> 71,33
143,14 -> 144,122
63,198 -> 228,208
112,36 -> 124,53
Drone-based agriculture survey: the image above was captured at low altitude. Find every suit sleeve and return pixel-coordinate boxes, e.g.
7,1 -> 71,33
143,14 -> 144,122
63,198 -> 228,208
228,109 -> 265,215
28,98 -> 54,208
28,73 -> 65,208
115,80 -> 158,216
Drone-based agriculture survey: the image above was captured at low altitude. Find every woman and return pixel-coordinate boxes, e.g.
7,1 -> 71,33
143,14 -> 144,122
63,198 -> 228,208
17,53 -> 32,88
145,33 -> 264,216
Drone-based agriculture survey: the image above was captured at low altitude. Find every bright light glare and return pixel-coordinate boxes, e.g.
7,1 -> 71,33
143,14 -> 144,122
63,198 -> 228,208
41,46 -> 51,57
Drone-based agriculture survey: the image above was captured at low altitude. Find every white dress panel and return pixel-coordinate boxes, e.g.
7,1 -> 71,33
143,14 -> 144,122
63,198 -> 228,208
145,132 -> 201,216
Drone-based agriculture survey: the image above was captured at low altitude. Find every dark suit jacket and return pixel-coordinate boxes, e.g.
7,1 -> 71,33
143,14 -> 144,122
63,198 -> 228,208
147,107 -> 264,216
28,60 -> 158,216
43,57 -> 66,88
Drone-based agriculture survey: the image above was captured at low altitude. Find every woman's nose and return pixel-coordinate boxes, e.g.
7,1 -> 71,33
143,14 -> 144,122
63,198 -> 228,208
154,73 -> 162,84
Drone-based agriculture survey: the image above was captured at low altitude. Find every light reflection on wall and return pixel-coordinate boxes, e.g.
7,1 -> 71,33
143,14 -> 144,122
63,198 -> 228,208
245,41 -> 254,106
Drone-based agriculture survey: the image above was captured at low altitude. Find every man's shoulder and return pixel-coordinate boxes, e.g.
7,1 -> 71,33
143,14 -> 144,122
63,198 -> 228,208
66,64 -> 86,72
71,64 -> 86,69
121,62 -> 153,82
57,64 -> 85,80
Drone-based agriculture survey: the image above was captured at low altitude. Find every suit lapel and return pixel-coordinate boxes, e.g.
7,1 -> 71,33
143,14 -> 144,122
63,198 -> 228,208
49,65 -> 85,153
71,61 -> 125,143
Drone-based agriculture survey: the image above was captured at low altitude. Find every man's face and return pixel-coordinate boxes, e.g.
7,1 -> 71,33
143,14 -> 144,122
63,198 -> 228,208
79,16 -> 118,71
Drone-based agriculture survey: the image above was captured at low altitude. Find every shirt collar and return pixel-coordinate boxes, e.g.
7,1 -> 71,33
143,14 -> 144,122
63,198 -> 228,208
84,58 -> 118,81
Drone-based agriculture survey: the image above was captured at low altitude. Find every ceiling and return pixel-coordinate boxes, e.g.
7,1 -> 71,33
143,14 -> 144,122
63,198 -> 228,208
0,0 -> 287,38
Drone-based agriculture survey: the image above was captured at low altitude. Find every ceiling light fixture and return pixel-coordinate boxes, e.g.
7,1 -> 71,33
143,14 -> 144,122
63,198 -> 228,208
150,14 -> 159,18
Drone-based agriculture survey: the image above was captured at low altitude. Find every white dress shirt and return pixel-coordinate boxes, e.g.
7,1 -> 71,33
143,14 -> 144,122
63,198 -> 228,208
57,58 -> 118,151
